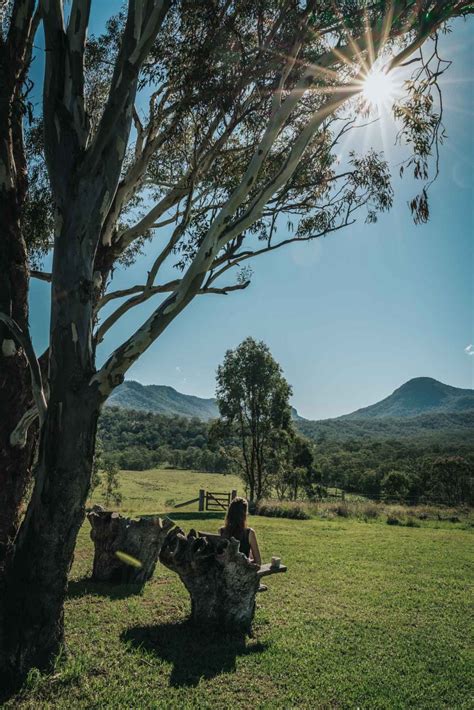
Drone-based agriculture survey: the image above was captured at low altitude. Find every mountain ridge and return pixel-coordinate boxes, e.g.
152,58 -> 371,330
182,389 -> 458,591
106,379 -> 303,421
106,376 -> 474,423
340,377 -> 474,420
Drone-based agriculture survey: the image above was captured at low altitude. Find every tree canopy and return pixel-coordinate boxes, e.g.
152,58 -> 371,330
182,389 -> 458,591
215,337 -> 292,500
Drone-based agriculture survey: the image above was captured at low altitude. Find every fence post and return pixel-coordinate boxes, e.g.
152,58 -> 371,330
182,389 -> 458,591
231,489 -> 237,501
198,489 -> 205,512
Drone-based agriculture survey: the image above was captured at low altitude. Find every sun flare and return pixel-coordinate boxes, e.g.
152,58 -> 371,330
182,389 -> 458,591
362,67 -> 397,110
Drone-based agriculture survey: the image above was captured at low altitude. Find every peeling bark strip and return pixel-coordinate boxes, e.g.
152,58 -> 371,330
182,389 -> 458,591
88,507 -> 174,585
160,528 -> 286,633
0,313 -> 47,425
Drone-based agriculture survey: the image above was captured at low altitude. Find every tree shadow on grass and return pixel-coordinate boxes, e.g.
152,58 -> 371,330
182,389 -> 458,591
121,621 -> 268,687
67,577 -> 144,600
154,511 -> 225,523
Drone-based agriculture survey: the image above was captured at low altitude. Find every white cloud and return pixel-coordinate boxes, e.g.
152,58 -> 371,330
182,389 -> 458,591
175,366 -> 182,372
465,344 -> 474,356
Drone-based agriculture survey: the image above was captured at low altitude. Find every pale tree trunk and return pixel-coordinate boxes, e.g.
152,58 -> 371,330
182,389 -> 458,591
0,180 -> 94,687
1,392 -> 99,682
0,0 -> 172,686
0,189 -> 102,682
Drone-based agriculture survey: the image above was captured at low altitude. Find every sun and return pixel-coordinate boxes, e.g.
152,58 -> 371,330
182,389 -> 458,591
362,67 -> 397,110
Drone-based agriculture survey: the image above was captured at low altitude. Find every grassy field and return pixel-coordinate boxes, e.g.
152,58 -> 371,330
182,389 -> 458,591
7,468 -> 473,709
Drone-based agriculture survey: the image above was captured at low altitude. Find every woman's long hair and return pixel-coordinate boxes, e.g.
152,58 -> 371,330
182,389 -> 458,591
223,497 -> 248,539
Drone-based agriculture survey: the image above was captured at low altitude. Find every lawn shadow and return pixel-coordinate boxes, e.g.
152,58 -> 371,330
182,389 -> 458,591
122,621 -> 268,687
67,576 -> 144,600
152,511 -> 225,523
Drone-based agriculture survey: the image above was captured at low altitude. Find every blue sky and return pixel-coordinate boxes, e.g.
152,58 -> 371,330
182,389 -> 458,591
29,8 -> 473,420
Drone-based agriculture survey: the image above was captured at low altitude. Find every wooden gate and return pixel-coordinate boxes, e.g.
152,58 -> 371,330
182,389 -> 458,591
205,491 -> 231,511
174,489 -> 237,512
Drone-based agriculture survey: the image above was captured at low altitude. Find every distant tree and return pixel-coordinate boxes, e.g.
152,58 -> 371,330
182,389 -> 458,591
216,338 -> 292,501
427,456 -> 473,505
89,437 -> 104,498
100,459 -> 123,508
276,433 -> 316,500
381,470 -> 411,501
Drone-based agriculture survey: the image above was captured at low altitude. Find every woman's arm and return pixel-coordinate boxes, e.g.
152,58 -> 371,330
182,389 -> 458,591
248,528 -> 262,566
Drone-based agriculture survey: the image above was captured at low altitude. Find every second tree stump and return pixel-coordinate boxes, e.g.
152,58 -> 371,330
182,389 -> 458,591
87,506 -> 174,585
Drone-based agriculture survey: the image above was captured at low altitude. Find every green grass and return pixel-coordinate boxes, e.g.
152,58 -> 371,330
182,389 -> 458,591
7,468 -> 473,709
94,467 -> 242,515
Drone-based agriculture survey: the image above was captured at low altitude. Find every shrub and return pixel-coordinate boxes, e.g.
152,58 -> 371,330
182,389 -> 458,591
335,503 -> 349,517
386,515 -> 401,526
362,504 -> 379,520
405,517 -> 420,528
255,503 -> 310,520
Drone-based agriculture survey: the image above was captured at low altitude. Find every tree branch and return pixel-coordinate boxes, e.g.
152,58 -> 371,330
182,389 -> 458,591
6,0 -> 37,88
85,0 -> 171,175
30,269 -> 52,282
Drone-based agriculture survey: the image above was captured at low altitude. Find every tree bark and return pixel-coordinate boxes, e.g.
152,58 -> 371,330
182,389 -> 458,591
0,86 -> 35,571
88,508 -> 174,585
0,385 -> 99,684
160,528 -> 261,633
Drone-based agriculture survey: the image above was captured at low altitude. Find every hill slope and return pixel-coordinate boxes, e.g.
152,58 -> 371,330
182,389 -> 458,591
297,377 -> 474,443
106,380 -> 303,421
106,381 -> 219,420
105,377 -> 473,439
343,377 -> 474,419
296,409 -> 474,444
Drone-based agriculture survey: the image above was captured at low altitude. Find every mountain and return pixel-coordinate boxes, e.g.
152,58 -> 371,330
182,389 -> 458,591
296,377 -> 474,443
106,381 -> 219,420
342,377 -> 474,419
106,380 -> 303,421
105,377 -> 472,437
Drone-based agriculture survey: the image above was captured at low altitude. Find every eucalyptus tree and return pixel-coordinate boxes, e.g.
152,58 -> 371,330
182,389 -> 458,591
216,337 -> 293,501
0,0 -> 472,684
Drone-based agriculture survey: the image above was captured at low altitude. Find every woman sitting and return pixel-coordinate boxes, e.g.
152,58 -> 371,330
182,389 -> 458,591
219,496 -> 261,567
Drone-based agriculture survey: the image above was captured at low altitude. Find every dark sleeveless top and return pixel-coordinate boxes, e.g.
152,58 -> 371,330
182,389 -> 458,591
219,527 -> 251,557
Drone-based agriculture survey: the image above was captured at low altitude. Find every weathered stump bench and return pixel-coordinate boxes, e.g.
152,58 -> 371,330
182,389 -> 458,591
159,527 -> 287,633
87,506 -> 174,585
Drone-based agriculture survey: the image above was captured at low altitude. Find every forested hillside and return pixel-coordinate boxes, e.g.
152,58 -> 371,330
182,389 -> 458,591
98,408 -> 231,473
98,407 -> 474,503
298,410 -> 474,443
342,377 -> 474,419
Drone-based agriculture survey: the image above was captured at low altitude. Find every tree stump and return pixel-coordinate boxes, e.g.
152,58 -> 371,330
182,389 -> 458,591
160,527 -> 283,633
87,506 -> 174,585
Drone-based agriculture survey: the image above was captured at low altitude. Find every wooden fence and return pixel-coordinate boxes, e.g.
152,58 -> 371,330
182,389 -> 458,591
174,488 -> 238,512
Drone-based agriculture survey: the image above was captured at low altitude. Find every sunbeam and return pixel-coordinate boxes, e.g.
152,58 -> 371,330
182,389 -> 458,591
362,67 -> 397,110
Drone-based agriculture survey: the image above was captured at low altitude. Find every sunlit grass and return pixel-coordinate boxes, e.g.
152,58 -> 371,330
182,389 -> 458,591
7,468 -> 473,709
